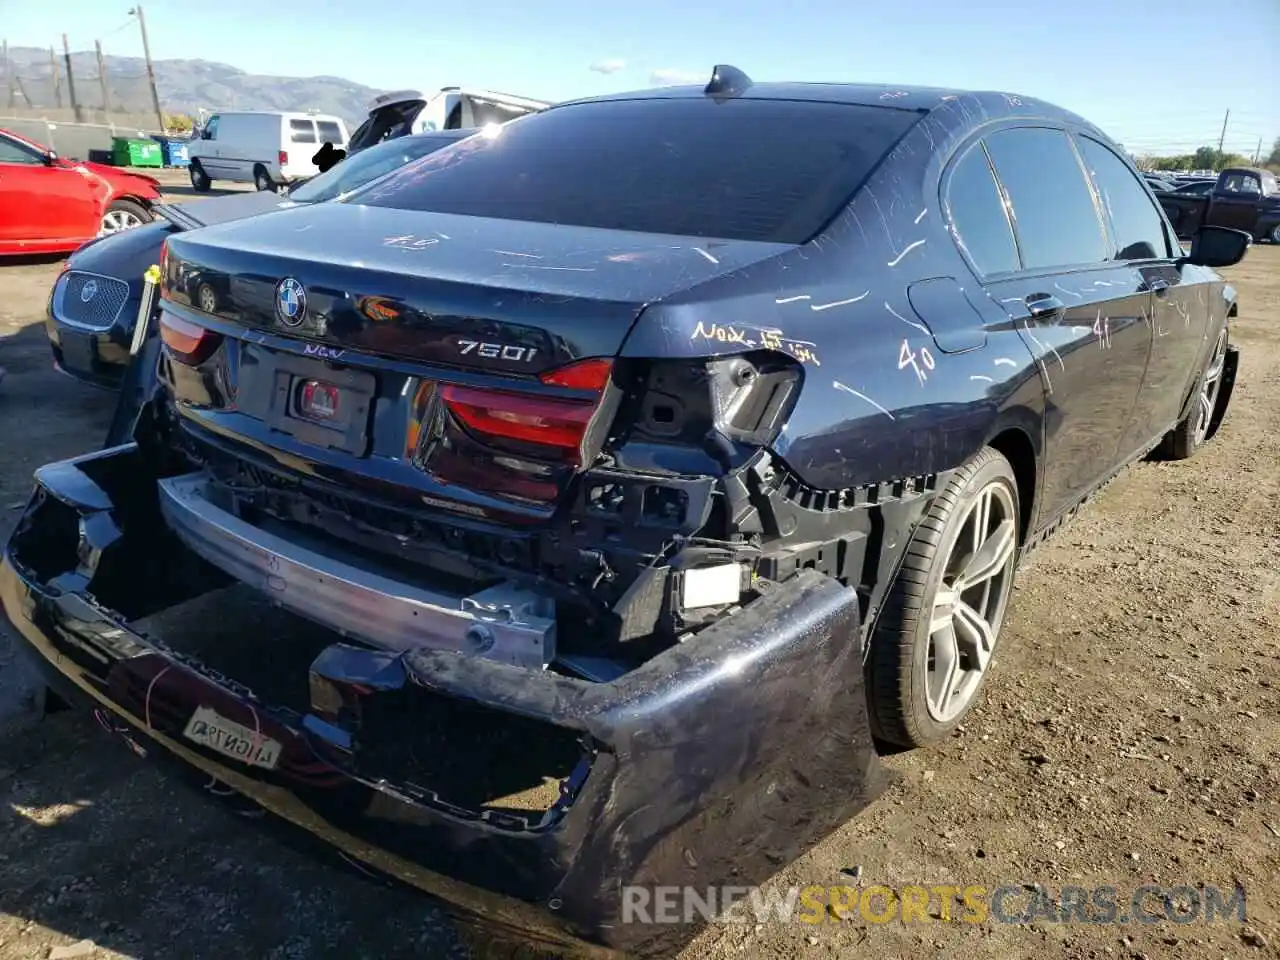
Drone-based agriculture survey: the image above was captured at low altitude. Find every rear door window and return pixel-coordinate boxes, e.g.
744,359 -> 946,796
983,127 -> 1109,270
356,98 -> 921,243
944,142 -> 1021,275
1075,136 -> 1171,260
289,119 -> 317,144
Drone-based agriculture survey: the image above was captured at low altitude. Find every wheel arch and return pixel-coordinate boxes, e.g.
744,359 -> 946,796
985,423 -> 1039,545
116,193 -> 156,211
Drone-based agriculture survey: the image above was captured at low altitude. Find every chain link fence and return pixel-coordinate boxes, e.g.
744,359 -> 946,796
2,47 -> 169,159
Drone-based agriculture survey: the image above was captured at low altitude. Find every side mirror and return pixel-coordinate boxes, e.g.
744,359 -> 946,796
43,151 -> 58,165
1180,225 -> 1251,268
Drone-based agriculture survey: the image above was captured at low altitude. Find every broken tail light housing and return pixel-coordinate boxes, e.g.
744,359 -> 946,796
438,358 -> 614,467
159,310 -> 222,366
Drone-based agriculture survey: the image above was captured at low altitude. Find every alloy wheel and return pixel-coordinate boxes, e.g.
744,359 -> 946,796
1193,330 -> 1228,446
1271,224 -> 1280,244
99,209 -> 143,235
925,481 -> 1018,723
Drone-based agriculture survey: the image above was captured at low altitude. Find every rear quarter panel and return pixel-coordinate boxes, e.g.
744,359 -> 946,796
620,92 -> 1054,493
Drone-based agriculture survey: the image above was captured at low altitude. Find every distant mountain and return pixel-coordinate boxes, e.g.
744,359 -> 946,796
3,45 -> 385,126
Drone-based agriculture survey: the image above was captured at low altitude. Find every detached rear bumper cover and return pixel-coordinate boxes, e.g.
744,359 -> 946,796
1,445 -> 887,958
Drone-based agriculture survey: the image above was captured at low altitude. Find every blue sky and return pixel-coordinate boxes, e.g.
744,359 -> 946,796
4,0 -> 1277,158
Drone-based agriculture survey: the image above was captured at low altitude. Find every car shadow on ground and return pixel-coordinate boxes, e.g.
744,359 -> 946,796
0,254 -> 67,270
0,320 -> 117,731
0,711 -> 471,960
0,318 -> 473,959
161,183 -> 256,201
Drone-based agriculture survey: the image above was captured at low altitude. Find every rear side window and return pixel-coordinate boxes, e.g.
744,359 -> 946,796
357,98 -> 921,243
983,127 -> 1108,270
289,119 -> 317,144
316,120 -> 344,144
1076,136 -> 1170,260
945,143 -> 1020,275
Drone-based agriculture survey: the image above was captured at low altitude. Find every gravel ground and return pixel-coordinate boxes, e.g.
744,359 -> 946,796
0,202 -> 1276,960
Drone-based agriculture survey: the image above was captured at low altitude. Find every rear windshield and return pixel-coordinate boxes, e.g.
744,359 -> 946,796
354,97 -> 921,243
317,120 -> 344,144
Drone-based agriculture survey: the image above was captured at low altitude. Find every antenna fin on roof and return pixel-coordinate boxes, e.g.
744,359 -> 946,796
704,65 -> 753,99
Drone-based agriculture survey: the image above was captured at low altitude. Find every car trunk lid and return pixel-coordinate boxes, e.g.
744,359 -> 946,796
157,203 -> 792,517
161,201 -> 792,373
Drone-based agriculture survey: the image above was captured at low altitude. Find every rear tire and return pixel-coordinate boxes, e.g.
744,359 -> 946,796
189,161 -> 211,193
866,447 -> 1021,748
253,165 -> 276,192
1160,326 -> 1228,460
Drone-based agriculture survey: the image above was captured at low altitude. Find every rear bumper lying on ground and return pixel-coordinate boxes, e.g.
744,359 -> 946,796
1,443 -> 887,958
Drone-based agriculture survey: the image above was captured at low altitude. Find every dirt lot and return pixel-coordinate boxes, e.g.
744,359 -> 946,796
0,194 -> 1277,960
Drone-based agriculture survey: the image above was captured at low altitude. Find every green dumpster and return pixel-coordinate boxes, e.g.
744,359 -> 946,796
111,137 -> 163,168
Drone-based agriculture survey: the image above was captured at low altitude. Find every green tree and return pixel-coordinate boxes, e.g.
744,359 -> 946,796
163,112 -> 194,134
1267,136 -> 1280,168
1191,146 -> 1221,170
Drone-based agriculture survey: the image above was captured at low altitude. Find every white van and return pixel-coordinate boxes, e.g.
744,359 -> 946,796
187,111 -> 350,193
346,87 -> 549,154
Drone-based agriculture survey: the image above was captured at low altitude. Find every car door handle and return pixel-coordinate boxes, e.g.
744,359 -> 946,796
1024,294 -> 1065,321
1144,278 -> 1171,296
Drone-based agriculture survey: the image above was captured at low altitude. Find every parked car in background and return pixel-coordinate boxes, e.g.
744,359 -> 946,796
0,128 -> 160,256
1171,179 -> 1216,196
187,111 -> 350,193
347,86 -> 548,154
46,130 -> 472,390
3,67 -> 1248,959
1157,166 -> 1280,241
1143,173 -> 1177,192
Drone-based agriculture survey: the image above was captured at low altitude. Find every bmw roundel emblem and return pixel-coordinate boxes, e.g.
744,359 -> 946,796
80,279 -> 98,303
275,277 -> 307,327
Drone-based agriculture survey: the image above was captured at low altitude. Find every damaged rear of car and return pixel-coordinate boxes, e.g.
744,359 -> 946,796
0,75 -> 950,956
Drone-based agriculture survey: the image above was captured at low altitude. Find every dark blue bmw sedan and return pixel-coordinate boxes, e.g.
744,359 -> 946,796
4,66 -> 1248,958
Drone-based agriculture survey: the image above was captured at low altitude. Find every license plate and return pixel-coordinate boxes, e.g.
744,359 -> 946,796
60,331 -> 96,372
182,705 -> 282,770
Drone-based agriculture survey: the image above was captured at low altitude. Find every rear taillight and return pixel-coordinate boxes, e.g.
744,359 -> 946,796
441,386 -> 594,452
160,311 -> 222,365
438,358 -> 613,466
279,150 -> 289,167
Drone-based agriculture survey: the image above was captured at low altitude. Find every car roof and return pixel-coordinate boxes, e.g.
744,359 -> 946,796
557,79 -> 1087,125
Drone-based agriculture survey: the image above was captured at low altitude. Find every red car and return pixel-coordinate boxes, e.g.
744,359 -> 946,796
0,128 -> 162,256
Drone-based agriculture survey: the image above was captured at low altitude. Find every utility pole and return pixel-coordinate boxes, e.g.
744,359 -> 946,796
1216,109 -> 1230,166
1253,137 -> 1263,166
129,5 -> 165,132
62,34 -> 82,122
95,40 -> 112,117
2,40 -> 15,110
49,46 -> 62,108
